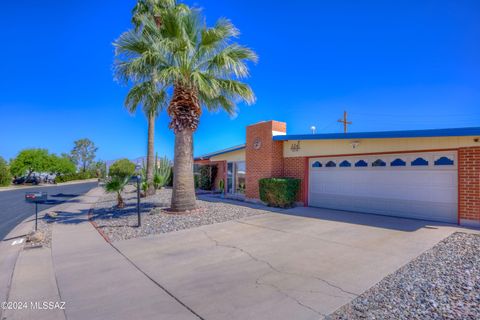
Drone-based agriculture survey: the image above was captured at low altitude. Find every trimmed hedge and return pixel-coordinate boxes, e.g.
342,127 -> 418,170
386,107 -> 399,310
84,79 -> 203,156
55,172 -> 94,183
259,178 -> 301,208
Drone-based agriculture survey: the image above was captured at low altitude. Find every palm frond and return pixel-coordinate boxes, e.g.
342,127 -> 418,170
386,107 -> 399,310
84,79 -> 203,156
125,81 -> 168,117
200,18 -> 239,51
203,44 -> 258,78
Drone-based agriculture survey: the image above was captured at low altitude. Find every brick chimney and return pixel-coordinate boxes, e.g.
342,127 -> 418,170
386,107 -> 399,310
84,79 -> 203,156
245,120 -> 286,200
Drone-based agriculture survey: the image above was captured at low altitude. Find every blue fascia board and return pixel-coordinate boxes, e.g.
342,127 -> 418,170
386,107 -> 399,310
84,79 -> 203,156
273,127 -> 480,141
195,144 -> 246,160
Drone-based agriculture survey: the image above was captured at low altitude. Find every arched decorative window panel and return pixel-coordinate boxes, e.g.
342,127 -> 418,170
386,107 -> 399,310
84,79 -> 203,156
312,161 -> 322,168
372,159 -> 386,167
355,160 -> 368,167
411,157 -> 428,166
434,156 -> 454,166
325,161 -> 336,167
390,158 -> 406,167
339,160 -> 351,167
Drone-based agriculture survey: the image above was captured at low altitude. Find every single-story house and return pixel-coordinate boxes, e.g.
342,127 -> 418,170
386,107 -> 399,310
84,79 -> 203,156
194,120 -> 480,227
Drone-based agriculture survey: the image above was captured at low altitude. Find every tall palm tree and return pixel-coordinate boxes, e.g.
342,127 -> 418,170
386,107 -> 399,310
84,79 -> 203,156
116,4 -> 257,211
113,1 -> 173,196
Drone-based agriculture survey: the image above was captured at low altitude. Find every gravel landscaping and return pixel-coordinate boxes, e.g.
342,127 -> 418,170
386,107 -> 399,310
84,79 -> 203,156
92,186 -> 268,242
24,214 -> 53,248
329,232 -> 480,320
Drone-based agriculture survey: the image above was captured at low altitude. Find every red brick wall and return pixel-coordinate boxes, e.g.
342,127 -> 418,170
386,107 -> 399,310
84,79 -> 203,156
283,157 -> 307,203
458,147 -> 480,225
245,121 -> 286,199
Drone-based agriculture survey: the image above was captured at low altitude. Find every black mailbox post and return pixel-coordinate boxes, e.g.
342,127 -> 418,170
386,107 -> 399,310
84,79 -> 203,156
129,174 -> 142,227
25,192 -> 48,231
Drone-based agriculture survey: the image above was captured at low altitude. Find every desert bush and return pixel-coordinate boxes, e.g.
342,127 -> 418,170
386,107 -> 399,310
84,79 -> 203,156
0,157 -> 12,186
55,171 -> 94,183
109,159 -> 135,179
259,178 -> 301,208
154,155 -> 172,189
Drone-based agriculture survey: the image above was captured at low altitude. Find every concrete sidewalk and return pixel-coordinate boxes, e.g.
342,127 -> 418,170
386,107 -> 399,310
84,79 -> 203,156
1,188 -> 200,320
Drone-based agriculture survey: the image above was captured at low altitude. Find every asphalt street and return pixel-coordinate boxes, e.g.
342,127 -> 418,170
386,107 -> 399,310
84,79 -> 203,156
0,182 -> 98,240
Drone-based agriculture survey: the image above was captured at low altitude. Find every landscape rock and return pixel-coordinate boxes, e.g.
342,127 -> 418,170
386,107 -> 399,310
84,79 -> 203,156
93,187 -> 268,242
329,232 -> 480,320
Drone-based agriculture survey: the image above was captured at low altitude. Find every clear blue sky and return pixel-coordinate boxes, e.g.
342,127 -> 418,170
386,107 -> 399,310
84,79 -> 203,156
1,0 -> 479,162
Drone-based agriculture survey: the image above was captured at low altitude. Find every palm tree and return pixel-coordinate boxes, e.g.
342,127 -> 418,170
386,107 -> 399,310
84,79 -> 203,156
116,3 -> 257,211
105,176 -> 130,208
114,2 -> 171,196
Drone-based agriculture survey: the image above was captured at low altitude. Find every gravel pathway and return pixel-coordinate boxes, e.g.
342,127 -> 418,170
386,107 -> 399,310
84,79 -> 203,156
329,232 -> 480,320
92,187 -> 268,242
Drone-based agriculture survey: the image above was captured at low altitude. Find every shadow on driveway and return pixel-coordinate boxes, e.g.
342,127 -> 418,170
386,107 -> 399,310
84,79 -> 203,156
197,194 -> 458,233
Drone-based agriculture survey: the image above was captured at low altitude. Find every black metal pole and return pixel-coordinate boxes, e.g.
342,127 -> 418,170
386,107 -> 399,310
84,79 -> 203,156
35,202 -> 38,231
137,177 -> 141,227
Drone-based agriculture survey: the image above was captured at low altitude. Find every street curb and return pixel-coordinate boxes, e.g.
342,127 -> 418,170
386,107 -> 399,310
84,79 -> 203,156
0,179 -> 98,192
87,208 -> 112,243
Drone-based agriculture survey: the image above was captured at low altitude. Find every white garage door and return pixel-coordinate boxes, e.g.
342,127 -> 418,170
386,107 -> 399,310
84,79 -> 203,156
308,151 -> 458,223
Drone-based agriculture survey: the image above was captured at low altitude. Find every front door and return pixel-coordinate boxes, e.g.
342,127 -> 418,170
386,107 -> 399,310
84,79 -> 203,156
226,161 -> 246,194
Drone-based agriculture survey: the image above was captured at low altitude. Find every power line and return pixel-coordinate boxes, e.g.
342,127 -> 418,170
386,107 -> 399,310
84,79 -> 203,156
350,112 -> 480,118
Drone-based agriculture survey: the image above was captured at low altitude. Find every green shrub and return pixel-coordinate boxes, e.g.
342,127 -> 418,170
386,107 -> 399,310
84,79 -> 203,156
194,174 -> 200,189
198,165 -> 217,190
109,159 -> 135,179
0,156 -> 12,186
259,178 -> 301,208
55,171 -> 94,183
49,154 -> 76,175
218,179 -> 224,193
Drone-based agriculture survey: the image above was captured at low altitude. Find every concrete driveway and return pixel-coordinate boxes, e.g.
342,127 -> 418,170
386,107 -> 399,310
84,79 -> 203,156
114,206 -> 459,320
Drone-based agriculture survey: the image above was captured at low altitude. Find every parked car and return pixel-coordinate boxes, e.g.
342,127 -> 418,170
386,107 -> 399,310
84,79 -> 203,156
12,176 -> 41,185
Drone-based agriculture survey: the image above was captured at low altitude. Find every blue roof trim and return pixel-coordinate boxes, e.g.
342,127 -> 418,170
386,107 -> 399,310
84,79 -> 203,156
273,127 -> 480,141
195,144 -> 246,160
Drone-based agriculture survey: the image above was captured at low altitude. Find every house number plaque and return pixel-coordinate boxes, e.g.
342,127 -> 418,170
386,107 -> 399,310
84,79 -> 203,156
290,141 -> 301,152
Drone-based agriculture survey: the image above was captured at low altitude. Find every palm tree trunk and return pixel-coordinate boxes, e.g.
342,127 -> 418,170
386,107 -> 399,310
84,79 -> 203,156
171,128 -> 197,211
146,114 -> 156,196
117,192 -> 125,208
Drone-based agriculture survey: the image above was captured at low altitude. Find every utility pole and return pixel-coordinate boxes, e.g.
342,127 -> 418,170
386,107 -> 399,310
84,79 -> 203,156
337,111 -> 352,133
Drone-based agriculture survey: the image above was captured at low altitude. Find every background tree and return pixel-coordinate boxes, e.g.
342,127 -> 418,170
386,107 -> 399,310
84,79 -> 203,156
70,138 -> 98,172
108,159 -> 136,179
10,149 -> 51,179
92,160 -> 107,178
0,156 -> 12,186
49,154 -> 76,175
115,5 -> 257,211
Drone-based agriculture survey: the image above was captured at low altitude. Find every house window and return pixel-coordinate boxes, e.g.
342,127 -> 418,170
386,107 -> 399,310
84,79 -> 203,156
339,160 -> 351,167
372,159 -> 386,167
312,161 -> 322,168
434,156 -> 454,166
355,160 -> 368,167
325,161 -> 336,167
411,157 -> 428,166
390,158 -> 406,167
